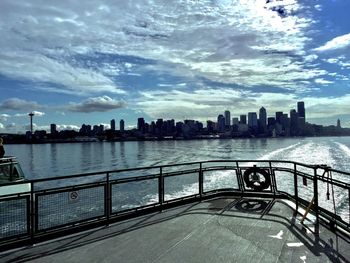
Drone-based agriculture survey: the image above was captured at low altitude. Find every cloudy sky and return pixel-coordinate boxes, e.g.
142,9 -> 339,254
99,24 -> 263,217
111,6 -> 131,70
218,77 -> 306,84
1,0 -> 350,133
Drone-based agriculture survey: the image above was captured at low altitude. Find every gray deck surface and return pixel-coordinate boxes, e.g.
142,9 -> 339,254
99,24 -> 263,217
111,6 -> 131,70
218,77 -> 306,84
1,197 -> 349,263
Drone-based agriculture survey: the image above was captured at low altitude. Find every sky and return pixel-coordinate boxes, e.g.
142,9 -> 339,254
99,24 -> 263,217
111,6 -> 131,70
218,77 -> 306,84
0,0 -> 350,133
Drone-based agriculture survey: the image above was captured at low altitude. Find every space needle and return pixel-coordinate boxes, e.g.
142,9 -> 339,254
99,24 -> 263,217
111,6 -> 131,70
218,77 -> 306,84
28,112 -> 34,134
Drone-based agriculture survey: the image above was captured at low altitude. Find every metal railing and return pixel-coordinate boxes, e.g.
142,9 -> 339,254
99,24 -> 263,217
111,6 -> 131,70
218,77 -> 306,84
0,160 -> 349,251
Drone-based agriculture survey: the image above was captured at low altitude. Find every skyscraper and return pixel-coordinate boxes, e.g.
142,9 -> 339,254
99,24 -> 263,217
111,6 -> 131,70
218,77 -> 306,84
137,117 -> 145,132
290,109 -> 299,136
275,112 -> 283,124
259,107 -> 267,127
120,119 -> 125,132
224,110 -> 231,127
110,119 -> 116,131
50,123 -> 57,134
217,114 -> 225,132
248,112 -> 258,127
297,101 -> 305,119
240,115 -> 247,125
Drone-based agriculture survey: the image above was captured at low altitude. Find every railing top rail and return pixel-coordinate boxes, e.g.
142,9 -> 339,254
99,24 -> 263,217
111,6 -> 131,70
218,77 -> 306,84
1,159 -> 349,187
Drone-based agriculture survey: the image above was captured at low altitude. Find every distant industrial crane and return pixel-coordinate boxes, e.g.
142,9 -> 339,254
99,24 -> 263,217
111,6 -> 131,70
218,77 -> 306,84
28,112 -> 34,134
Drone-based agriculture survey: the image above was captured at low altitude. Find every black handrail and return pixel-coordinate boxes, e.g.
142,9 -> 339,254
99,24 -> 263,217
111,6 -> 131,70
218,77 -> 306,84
0,160 -> 349,252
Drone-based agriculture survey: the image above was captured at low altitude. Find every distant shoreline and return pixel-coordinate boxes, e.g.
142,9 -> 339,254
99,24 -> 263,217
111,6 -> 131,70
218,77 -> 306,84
2,134 -> 350,145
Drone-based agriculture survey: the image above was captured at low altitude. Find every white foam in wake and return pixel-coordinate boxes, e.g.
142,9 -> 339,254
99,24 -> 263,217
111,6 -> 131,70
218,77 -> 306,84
257,142 -> 301,160
335,142 -> 350,157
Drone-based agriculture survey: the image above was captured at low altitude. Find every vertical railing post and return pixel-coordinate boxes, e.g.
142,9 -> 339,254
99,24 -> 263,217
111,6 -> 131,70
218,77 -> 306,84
199,162 -> 203,199
105,172 -> 110,226
348,188 -> 350,225
159,167 -> 164,206
236,161 -> 244,193
269,161 -> 276,194
313,168 -> 319,237
294,163 -> 298,213
30,181 -> 35,245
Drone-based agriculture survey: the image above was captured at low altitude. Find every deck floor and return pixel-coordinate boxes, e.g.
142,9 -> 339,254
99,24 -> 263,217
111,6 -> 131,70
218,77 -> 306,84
1,197 -> 349,263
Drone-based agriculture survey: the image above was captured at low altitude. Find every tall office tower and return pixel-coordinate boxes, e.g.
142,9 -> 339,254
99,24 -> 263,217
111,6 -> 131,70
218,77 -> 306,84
297,101 -> 305,119
120,119 -> 125,132
267,117 -> 276,126
156,119 -> 164,135
290,109 -> 299,135
217,114 -> 225,132
280,114 -> 290,130
275,111 -> 283,124
137,117 -> 145,132
258,107 -> 267,127
50,123 -> 57,134
248,112 -> 258,127
150,121 -> 156,134
224,110 -> 231,127
240,115 -> 247,125
110,119 -> 116,131
232,118 -> 239,125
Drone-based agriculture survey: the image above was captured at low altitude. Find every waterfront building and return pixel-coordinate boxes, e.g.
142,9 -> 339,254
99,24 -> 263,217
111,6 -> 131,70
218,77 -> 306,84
232,118 -> 239,125
259,107 -> 267,126
267,117 -> 276,126
50,123 -> 57,134
275,112 -> 283,124
281,114 -> 290,136
150,121 -> 156,134
110,119 -> 116,131
337,119 -> 341,128
258,107 -> 267,133
248,112 -> 258,128
120,119 -> 125,132
217,115 -> 225,132
290,109 -> 299,136
207,120 -> 215,133
297,101 -> 305,119
224,110 -> 231,127
240,115 -> 247,125
156,119 -> 164,135
80,124 -> 92,135
137,118 -> 145,132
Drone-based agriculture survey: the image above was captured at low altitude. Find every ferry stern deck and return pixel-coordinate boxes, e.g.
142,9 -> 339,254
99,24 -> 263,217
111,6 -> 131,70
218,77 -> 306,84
1,197 -> 349,263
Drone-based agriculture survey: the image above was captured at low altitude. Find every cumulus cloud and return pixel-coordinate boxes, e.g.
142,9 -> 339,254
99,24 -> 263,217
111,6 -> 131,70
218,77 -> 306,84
14,111 -> 45,117
136,87 -> 350,121
0,0 -> 321,92
314,78 -> 333,85
314,5 -> 322,11
0,114 -> 10,122
56,124 -> 80,131
0,98 -> 43,111
67,96 -> 126,113
135,88 -> 297,120
314,33 -> 350,52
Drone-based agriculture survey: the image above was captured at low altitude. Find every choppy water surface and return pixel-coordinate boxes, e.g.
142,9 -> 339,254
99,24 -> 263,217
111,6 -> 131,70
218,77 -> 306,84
6,137 -> 350,179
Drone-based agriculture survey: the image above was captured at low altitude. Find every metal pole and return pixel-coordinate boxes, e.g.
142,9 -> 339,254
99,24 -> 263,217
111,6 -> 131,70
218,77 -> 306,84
313,168 -> 319,238
158,167 -> 164,206
199,163 -> 203,199
30,181 -> 35,245
294,163 -> 298,213
105,172 -> 110,226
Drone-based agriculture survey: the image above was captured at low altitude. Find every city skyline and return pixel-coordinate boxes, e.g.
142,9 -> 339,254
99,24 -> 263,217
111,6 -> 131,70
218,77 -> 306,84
47,101 -> 337,134
1,1 -> 350,133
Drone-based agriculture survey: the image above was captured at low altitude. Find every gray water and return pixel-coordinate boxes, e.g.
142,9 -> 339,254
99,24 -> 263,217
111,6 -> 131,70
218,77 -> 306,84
6,137 -> 350,179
